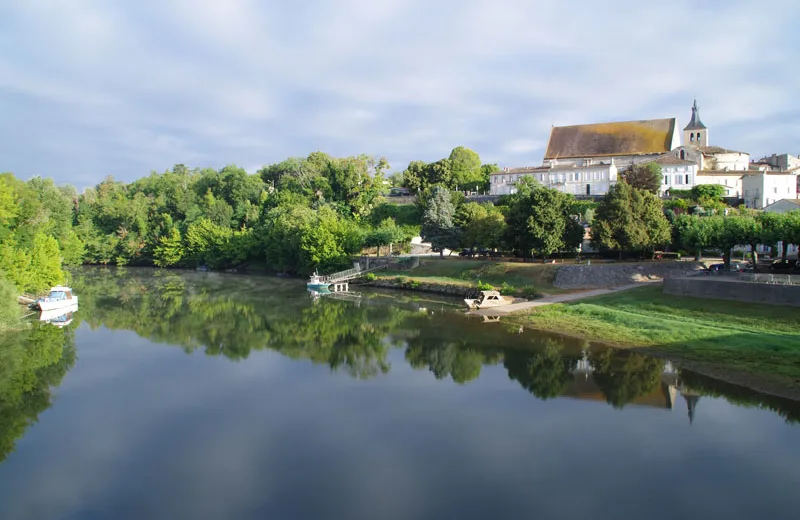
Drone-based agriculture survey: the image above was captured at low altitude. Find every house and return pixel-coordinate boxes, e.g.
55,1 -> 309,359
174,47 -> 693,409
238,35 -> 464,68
490,117 -> 679,196
654,154 -> 698,196
694,171 -> 745,199
764,198 -> 800,213
742,172 -> 798,209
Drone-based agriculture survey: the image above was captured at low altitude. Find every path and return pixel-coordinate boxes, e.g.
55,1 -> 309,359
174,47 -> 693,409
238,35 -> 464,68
471,281 -> 658,316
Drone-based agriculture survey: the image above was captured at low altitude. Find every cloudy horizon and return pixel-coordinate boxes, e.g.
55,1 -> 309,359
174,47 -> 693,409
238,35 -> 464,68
1,0 -> 799,189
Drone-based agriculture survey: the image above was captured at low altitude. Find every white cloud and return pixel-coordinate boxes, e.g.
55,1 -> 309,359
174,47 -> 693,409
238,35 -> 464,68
0,0 -> 799,183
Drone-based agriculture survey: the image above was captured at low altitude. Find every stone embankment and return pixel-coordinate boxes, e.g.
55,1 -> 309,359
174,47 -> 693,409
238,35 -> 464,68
554,261 -> 705,289
664,277 -> 800,307
366,278 -> 474,297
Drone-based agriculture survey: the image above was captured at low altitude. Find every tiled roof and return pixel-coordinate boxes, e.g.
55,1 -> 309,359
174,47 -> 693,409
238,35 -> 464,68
696,170 -> 748,176
489,166 -> 549,176
654,155 -> 696,166
696,145 -> 747,155
543,118 -> 676,159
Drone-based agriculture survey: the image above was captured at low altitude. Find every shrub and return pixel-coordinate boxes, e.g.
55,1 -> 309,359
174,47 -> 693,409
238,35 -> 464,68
520,285 -> 538,299
364,272 -> 377,282
476,280 -> 494,291
500,282 -> 516,295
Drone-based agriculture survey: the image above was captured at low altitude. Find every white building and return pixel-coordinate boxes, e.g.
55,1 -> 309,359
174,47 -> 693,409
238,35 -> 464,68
490,117 -> 680,196
694,171 -> 745,199
742,172 -> 798,209
654,155 -> 698,196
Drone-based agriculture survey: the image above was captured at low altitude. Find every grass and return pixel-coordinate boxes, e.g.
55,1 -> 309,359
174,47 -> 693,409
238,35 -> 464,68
378,258 -> 565,294
510,285 -> 800,392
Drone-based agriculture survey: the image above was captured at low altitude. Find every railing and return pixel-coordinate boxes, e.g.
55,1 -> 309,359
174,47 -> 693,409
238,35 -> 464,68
738,273 -> 800,285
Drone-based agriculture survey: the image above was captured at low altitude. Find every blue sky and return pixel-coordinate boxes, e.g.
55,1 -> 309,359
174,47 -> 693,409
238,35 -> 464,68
1,0 -> 799,188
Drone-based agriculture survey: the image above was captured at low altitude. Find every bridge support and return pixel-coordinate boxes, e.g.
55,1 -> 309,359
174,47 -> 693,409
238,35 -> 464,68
332,282 -> 349,292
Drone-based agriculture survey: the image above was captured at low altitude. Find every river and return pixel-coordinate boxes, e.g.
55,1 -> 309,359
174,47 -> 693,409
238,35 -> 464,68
0,267 -> 798,520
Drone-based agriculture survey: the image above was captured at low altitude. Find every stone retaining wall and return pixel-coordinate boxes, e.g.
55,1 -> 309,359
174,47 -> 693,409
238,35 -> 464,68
554,262 -> 705,289
366,279 -> 474,297
663,277 -> 800,307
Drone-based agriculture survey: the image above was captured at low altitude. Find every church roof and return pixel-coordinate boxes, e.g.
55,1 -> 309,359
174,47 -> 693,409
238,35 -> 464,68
543,118 -> 677,160
683,99 -> 707,131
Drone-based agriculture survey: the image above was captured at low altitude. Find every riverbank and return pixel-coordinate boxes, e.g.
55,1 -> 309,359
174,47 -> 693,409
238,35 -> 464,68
504,285 -> 800,399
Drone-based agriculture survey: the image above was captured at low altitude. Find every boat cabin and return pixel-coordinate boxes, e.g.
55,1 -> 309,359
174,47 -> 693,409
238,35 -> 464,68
44,286 -> 75,302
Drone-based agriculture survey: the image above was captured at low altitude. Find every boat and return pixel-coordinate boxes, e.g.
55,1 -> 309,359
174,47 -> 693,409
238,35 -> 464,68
306,271 -> 331,291
464,290 -> 515,310
39,302 -> 79,327
34,286 -> 79,312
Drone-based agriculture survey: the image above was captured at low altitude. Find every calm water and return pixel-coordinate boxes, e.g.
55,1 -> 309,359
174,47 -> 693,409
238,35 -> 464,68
1,268 -> 798,520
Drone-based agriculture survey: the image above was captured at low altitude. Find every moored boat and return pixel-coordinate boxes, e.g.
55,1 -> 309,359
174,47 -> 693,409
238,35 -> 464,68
35,286 -> 79,312
464,290 -> 515,310
306,271 -> 331,291
39,302 -> 79,327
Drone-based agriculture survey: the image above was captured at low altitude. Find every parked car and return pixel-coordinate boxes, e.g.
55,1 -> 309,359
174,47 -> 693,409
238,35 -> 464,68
706,262 -> 745,273
770,259 -> 799,272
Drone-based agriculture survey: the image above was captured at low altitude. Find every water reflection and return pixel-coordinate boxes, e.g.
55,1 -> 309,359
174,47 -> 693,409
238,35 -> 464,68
62,268 -> 800,425
0,322 -> 76,463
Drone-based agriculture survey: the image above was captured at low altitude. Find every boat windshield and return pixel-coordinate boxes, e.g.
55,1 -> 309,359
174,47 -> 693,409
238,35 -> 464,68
47,291 -> 67,301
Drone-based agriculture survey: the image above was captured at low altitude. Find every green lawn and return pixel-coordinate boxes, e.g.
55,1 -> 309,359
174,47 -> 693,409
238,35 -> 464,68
379,258 -> 565,293
511,285 -> 800,390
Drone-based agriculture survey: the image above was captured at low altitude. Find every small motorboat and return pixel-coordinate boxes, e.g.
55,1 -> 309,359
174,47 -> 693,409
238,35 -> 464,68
307,271 -> 331,291
34,286 -> 79,312
464,290 -> 515,310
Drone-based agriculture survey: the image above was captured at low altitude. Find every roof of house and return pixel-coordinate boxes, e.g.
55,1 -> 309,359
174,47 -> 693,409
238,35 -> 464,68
489,166 -> 549,176
696,145 -> 747,155
654,154 -> 696,166
543,118 -> 676,159
695,170 -> 748,176
764,199 -> 800,209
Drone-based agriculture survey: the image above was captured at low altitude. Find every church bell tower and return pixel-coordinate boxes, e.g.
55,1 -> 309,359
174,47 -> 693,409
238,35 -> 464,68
683,99 -> 708,147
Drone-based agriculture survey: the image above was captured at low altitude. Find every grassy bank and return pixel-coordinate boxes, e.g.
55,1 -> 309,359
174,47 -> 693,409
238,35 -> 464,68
376,258 -> 564,295
509,285 -> 800,395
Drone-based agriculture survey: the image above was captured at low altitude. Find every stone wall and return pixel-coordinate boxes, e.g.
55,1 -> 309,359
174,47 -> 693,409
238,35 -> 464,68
663,277 -> 800,307
554,262 -> 705,289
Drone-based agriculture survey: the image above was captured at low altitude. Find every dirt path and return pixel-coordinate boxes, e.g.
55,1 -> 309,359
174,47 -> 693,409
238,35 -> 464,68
471,282 -> 659,315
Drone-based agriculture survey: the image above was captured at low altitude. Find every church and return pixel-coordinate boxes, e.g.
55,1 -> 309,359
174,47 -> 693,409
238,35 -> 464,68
489,100 -> 745,197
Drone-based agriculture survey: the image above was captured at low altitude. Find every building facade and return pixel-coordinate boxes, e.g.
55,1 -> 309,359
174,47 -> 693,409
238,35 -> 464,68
654,155 -> 698,195
742,172 -> 798,209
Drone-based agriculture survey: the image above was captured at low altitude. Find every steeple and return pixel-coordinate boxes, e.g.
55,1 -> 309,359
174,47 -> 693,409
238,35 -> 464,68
683,99 -> 708,146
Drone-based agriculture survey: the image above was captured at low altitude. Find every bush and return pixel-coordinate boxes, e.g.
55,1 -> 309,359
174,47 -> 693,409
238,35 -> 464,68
520,285 -> 538,299
364,272 -> 377,282
476,280 -> 494,291
500,281 -> 516,295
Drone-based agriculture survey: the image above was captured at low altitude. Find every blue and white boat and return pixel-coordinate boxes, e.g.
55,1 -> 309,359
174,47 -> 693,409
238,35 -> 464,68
35,286 -> 79,312
306,271 -> 331,291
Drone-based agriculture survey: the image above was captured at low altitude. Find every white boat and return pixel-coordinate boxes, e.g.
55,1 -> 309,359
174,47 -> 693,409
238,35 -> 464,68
35,286 -> 79,312
464,290 -> 515,310
39,302 -> 79,327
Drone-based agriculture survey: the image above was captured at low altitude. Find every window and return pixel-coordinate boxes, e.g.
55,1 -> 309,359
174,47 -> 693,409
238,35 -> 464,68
574,172 -> 580,181
697,132 -> 702,142
774,187 -> 778,194
675,175 -> 682,185
690,133 -> 694,142
586,184 -> 591,196
664,175 -> 669,185
680,150 -> 686,160
685,174 -> 689,184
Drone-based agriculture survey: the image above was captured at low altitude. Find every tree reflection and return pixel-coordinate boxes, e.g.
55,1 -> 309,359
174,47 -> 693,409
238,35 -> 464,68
0,323 -> 76,462
588,349 -> 664,409
504,340 -> 581,399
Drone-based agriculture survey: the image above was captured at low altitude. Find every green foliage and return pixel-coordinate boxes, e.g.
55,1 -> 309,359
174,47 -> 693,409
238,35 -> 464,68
591,182 -> 671,256
153,227 -> 185,267
421,186 -> 459,257
503,178 -> 583,259
476,280 -> 494,291
0,275 -> 22,332
448,146 -> 483,191
499,282 -> 516,295
619,162 -> 662,194
455,202 -> 505,250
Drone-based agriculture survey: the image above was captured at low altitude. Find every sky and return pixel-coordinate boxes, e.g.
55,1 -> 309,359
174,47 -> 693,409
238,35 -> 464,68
1,0 -> 799,188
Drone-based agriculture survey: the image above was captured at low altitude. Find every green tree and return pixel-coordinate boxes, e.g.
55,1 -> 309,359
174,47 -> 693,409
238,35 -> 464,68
0,275 -> 22,332
592,182 -> 671,258
619,162 -> 662,194
421,186 -> 459,257
456,202 -> 506,250
28,233 -> 64,292
153,227 -> 185,267
675,214 -> 723,260
448,146 -> 483,191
